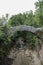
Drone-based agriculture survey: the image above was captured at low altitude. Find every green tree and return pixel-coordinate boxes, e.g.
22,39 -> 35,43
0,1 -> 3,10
34,0 -> 43,27
8,13 -> 24,27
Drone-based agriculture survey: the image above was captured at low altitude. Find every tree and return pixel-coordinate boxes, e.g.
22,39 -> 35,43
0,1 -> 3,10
8,10 -> 34,27
8,13 -> 24,26
23,10 -> 34,26
34,0 -> 43,27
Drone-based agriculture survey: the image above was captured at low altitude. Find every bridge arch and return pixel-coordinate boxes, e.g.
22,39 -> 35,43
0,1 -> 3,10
8,25 -> 43,50
9,25 -> 43,40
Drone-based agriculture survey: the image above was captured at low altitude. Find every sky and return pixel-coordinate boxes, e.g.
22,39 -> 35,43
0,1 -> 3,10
0,0 -> 38,17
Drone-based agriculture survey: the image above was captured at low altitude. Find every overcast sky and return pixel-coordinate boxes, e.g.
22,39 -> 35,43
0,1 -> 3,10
0,0 -> 38,17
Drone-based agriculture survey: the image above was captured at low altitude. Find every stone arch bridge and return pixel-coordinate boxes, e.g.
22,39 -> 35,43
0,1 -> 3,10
9,25 -> 43,40
7,25 -> 43,65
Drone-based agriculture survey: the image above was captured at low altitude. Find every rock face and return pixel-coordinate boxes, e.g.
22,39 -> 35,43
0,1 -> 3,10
8,48 -> 41,65
25,49 -> 41,65
39,44 -> 43,63
31,51 -> 41,65
2,47 -> 43,65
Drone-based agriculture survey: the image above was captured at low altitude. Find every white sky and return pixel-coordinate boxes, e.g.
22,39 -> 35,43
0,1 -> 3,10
0,0 -> 38,17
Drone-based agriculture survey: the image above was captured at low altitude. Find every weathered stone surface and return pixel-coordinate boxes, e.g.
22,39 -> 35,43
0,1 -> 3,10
10,25 -> 43,33
9,25 -> 43,39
